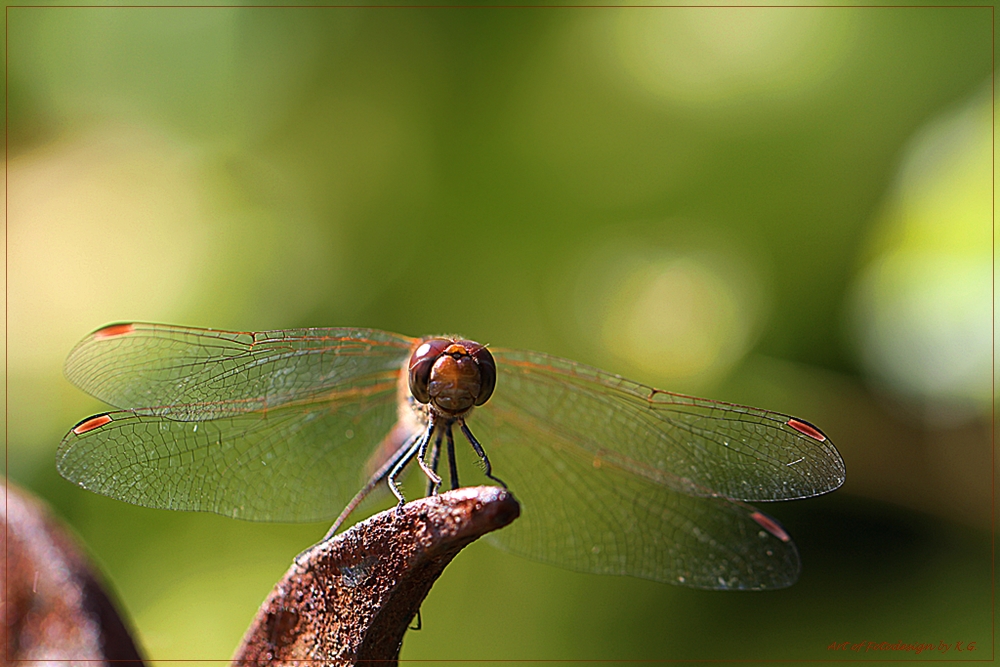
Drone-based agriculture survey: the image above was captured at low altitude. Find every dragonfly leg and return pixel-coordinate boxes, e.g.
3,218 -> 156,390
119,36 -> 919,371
460,421 -> 507,489
321,428 -> 422,542
389,424 -> 432,515
446,425 -> 460,490
424,429 -> 444,497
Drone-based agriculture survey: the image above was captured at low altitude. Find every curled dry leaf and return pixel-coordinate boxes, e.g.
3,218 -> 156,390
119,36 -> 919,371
2,482 -> 146,665
232,485 -> 520,666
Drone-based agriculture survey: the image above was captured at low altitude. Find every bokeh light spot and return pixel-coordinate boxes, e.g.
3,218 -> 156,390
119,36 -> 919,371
602,257 -> 741,379
615,8 -> 851,112
560,227 -> 769,388
8,124 -> 212,373
848,87 -> 991,424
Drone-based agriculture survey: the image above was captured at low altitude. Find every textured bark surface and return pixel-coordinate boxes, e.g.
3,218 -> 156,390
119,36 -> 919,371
2,482 -> 146,666
232,486 -> 520,666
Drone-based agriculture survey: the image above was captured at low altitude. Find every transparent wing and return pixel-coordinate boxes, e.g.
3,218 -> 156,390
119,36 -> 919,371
489,349 -> 844,502
469,348 -> 845,589
57,378 -> 406,522
474,425 -> 800,589
64,323 -> 417,420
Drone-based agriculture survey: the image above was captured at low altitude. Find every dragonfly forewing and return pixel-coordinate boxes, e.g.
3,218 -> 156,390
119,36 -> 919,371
490,349 -> 845,502
64,323 -> 416,419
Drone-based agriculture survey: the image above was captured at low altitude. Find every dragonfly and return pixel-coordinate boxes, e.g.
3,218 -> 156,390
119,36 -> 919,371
58,322 -> 845,590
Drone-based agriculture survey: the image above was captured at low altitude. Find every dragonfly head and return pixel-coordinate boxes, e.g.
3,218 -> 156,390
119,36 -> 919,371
408,338 -> 496,415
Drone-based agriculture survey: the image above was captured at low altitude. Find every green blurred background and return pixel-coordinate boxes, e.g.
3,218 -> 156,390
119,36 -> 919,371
5,3 -> 993,663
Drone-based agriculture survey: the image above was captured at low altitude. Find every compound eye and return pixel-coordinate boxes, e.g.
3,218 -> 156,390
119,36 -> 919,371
408,339 -> 452,404
470,345 -> 496,406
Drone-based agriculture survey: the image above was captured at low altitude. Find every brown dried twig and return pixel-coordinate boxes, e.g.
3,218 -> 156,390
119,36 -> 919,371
232,485 -> 520,666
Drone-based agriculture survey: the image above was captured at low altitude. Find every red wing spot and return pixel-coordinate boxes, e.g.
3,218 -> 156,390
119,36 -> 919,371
751,511 -> 791,543
73,414 -> 113,435
94,323 -> 136,340
787,418 -> 826,442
